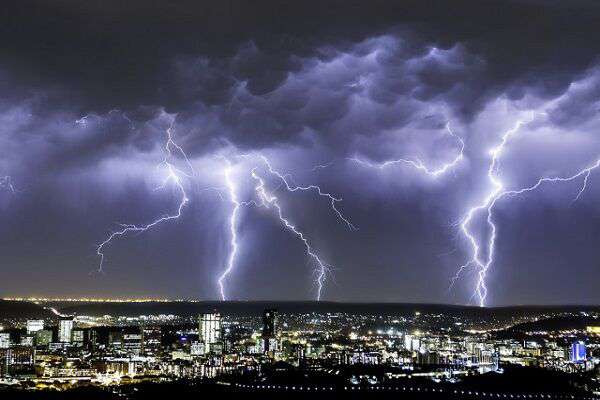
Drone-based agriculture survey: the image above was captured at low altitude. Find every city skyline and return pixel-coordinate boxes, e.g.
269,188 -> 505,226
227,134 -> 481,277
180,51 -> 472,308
2,0 -> 600,305
1,299 -> 599,397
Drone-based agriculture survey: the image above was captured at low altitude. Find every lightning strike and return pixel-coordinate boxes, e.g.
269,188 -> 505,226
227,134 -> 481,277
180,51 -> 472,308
251,166 -> 334,300
455,114 -> 536,306
0,176 -> 15,193
217,154 -> 354,300
95,120 -> 192,273
349,122 -> 465,178
258,155 -> 357,231
217,161 -> 258,301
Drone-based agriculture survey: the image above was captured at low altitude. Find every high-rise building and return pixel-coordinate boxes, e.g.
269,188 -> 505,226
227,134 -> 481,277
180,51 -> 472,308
3,346 -> 34,366
0,333 -> 10,349
190,341 -> 205,356
199,313 -> 221,353
34,330 -> 53,347
20,335 -> 34,347
142,327 -> 162,355
72,329 -> 85,345
571,342 -> 586,363
123,332 -> 142,355
26,320 -> 44,335
58,316 -> 74,343
262,309 -> 279,353
109,331 -> 124,349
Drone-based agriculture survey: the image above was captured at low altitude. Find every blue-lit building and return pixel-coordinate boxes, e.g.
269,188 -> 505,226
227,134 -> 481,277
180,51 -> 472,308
570,342 -> 586,363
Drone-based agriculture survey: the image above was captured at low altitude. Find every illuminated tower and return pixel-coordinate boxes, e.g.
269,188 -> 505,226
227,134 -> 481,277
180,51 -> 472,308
571,342 -> 586,363
262,309 -> 279,353
26,320 -> 44,335
199,313 -> 221,353
0,333 -> 10,349
58,316 -> 74,343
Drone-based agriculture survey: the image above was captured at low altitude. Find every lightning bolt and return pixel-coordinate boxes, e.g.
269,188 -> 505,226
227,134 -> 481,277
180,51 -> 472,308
251,166 -> 334,300
218,160 -> 258,301
349,122 -> 465,178
455,113 -> 537,306
217,154 -> 354,300
76,109 -> 135,130
95,120 -> 193,273
466,157 -> 600,300
258,155 -> 357,231
0,176 -> 15,193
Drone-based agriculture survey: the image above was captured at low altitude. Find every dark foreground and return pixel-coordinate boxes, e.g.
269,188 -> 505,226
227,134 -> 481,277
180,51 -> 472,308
1,366 -> 599,400
0,384 -> 598,400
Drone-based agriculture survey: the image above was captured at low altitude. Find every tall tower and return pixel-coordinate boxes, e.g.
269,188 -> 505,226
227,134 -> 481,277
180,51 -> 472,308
262,309 -> 278,353
199,312 -> 221,353
58,316 -> 74,343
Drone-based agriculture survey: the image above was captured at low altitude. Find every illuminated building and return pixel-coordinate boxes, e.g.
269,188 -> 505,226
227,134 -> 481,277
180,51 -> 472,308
0,333 -> 10,349
34,330 -> 53,347
26,320 -> 44,335
123,332 -> 142,354
72,329 -> 85,345
262,309 -> 279,353
570,342 -> 586,363
20,335 -> 34,347
1,346 -> 34,369
190,341 -> 205,356
586,326 -> 600,335
199,313 -> 221,353
109,331 -> 124,349
142,327 -> 162,354
58,316 -> 74,343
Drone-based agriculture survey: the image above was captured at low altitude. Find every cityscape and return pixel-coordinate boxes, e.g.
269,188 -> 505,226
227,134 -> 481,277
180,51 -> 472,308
3,0 -> 600,398
0,300 -> 600,398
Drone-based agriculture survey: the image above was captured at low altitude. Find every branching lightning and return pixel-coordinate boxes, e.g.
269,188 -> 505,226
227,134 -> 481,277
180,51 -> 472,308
453,112 -> 600,307
0,176 -> 15,193
218,160 -> 258,301
349,122 -> 465,178
251,166 -> 334,300
258,155 -> 357,231
455,115 -> 535,306
95,120 -> 193,273
216,154 -> 354,301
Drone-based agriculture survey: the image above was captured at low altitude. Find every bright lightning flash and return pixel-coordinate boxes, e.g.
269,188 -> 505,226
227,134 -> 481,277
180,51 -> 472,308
217,154 -> 354,301
96,121 -> 193,273
455,112 -> 600,307
0,176 -> 15,193
218,160 -> 258,301
251,165 -> 334,301
455,116 -> 533,306
349,122 -> 465,177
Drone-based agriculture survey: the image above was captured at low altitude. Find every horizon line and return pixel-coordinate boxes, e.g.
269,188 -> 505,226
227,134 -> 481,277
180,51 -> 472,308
2,297 -> 600,309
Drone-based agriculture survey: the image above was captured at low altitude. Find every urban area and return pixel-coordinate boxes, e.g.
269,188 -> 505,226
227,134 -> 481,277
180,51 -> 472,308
1,301 -> 599,399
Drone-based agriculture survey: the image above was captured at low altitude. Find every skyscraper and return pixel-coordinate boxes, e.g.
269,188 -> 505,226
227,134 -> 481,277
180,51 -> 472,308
0,333 -> 10,349
142,327 -> 162,355
26,320 -> 44,335
34,330 -> 53,347
58,316 -> 74,343
571,342 -> 586,363
262,309 -> 279,353
199,313 -> 221,353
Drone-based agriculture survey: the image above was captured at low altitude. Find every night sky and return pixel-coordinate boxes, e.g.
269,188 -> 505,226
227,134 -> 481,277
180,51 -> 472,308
1,0 -> 600,305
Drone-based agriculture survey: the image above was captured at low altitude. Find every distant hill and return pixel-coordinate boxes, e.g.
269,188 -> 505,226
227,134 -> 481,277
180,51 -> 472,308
39,301 -> 600,320
504,315 -> 600,333
0,300 -> 56,320
53,301 -> 480,318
